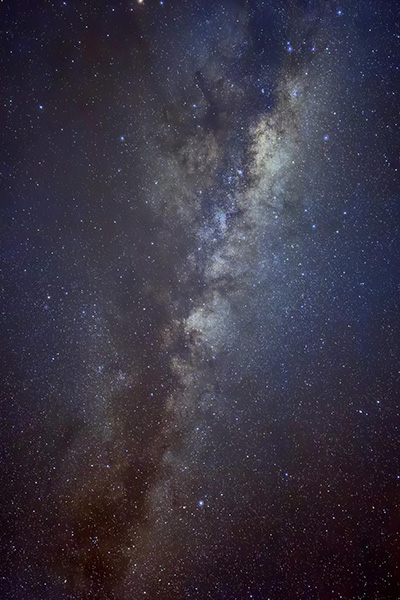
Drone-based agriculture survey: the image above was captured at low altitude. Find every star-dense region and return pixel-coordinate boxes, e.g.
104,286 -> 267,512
1,0 -> 399,598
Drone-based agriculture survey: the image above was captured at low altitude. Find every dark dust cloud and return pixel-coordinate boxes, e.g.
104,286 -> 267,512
1,1 -> 400,598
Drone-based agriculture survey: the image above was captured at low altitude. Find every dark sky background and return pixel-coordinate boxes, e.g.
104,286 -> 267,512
1,1 -> 400,598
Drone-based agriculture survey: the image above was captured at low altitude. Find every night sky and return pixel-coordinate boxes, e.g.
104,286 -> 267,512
1,1 -> 400,598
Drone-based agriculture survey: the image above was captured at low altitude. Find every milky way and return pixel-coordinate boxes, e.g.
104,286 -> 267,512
1,1 -> 400,599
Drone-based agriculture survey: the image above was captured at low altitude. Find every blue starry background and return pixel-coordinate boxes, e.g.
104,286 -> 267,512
1,1 -> 400,598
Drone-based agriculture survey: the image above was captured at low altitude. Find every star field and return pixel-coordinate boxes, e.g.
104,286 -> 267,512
1,1 -> 400,599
